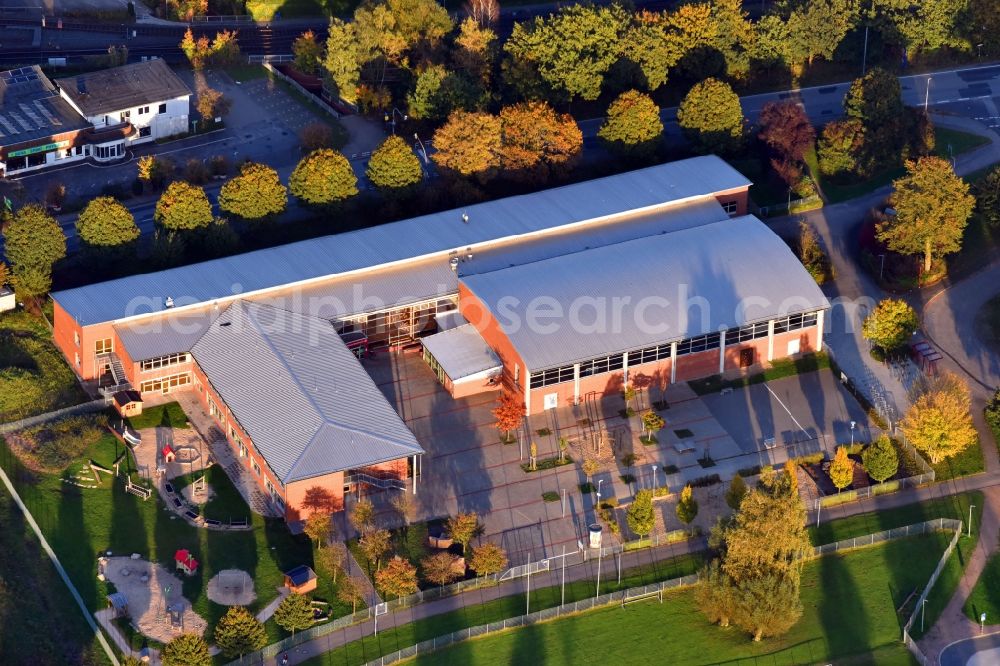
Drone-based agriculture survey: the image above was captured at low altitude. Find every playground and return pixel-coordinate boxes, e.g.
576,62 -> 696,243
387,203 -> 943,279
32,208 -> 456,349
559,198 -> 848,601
101,555 -> 207,644
207,569 -> 257,606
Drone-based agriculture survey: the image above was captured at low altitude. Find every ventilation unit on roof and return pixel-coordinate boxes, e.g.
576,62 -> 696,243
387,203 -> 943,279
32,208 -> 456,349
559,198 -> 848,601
466,248 -> 473,262
165,296 -> 174,308
449,257 -> 459,272
461,212 -> 469,224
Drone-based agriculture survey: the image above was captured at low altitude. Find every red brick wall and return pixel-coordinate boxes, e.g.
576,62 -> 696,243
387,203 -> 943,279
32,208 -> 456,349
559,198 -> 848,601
51,300 -> 83,376
674,347 -> 723,383
714,186 -> 750,216
459,283 -> 529,407
285,474 -> 345,522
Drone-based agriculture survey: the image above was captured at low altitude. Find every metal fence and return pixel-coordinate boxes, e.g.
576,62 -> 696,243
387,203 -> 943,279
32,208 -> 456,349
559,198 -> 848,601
901,519 -> 963,665
231,519 -> 958,666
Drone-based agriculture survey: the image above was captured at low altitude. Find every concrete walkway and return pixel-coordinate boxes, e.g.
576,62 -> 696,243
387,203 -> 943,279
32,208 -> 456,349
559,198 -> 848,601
257,588 -> 291,623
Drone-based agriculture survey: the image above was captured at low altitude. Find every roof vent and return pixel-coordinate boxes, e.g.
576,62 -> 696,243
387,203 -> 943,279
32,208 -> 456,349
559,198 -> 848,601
165,296 -> 174,308
461,212 -> 469,224
466,247 -> 473,262
219,321 -> 231,327
449,257 -> 459,272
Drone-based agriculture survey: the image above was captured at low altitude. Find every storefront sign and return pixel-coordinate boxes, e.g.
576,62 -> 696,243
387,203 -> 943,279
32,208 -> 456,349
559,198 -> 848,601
8,140 -> 70,158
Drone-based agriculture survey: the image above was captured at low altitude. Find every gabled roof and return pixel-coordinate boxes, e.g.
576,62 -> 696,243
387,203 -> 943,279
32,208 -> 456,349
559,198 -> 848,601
55,59 -> 191,117
460,216 -> 830,371
51,156 -> 750,326
190,301 -> 422,484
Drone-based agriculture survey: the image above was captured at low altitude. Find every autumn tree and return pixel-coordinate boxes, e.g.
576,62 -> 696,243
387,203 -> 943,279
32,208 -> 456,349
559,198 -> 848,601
274,592 -> 314,636
641,411 -> 665,441
219,162 -> 287,221
289,149 -> 358,207
731,573 -> 803,642
162,633 -> 211,666
293,30 -> 323,75
431,111 -> 502,183
375,556 -> 419,599
303,511 -> 332,549
974,166 -> 1000,229
862,435 -> 899,484
879,157 -> 976,272
0,262 -> 8,288
862,298 -> 918,353
503,3 -> 629,101
817,118 -> 864,177
337,576 -> 364,612
620,11 -> 683,92
179,28 -> 209,68
676,484 -> 698,525
421,551 -> 463,587
315,541 -> 347,582
214,606 -> 267,659
725,474 -> 747,510
350,498 -> 375,535
445,512 -> 481,555
454,16 -> 496,85
366,135 -> 423,193
843,67 -> 907,169
406,64 -> 478,123
469,542 -> 508,577
627,489 -> 656,539
695,560 -> 738,628
195,87 -> 230,121
138,155 -> 174,189
598,90 -> 663,159
155,181 -> 212,231
582,458 -> 600,485
2,204 -> 66,300
499,101 -> 582,181
76,196 -> 139,248
300,123 -> 335,153
677,78 -> 744,154
492,392 -> 524,442
323,19 -> 361,104
901,372 -> 977,464
716,488 -> 810,583
828,446 -> 854,493
359,528 -> 392,570
785,0 -> 857,69
758,101 -> 816,188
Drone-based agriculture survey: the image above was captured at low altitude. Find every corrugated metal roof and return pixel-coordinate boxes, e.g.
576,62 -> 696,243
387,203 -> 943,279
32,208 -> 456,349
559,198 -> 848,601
422,324 -> 501,381
115,306 -> 220,361
190,301 -> 422,484
460,216 -> 831,371
51,156 -> 750,326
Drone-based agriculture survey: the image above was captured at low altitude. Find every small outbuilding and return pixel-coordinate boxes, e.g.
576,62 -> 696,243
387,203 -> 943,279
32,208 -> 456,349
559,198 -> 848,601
107,591 -> 129,618
283,565 -> 317,595
113,390 -> 143,418
0,286 -> 15,313
162,445 -> 176,463
174,549 -> 198,576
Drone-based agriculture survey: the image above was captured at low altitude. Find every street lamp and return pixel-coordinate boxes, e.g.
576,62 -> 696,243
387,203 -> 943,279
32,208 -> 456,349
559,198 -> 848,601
978,43 -> 984,59
878,254 -> 886,282
384,107 -> 407,135
652,465 -> 657,490
921,598 -> 928,632
924,77 -> 932,113
850,421 -> 856,446
597,479 -> 603,499
969,504 -> 976,538
413,133 -> 429,165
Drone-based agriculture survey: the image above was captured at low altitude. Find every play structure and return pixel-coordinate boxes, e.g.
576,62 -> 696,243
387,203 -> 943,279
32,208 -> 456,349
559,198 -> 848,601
283,565 -> 317,595
124,474 -> 152,500
174,549 -> 199,576
108,418 -> 142,448
207,569 -> 256,606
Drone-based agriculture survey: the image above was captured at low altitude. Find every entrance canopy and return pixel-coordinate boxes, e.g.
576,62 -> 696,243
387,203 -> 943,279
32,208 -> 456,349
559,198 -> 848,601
422,324 -> 501,383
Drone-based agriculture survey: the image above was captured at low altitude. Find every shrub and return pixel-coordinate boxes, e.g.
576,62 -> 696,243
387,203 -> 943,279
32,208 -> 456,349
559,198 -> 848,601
12,414 -> 106,471
542,491 -> 560,502
619,474 -> 636,484
690,474 -> 721,488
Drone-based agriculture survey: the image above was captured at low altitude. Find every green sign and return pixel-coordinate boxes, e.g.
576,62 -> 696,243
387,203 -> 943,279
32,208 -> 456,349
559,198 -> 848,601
8,140 -> 69,158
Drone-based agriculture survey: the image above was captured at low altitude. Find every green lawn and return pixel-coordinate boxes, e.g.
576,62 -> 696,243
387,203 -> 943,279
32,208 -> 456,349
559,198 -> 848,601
0,309 -> 88,423
688,351 -> 830,395
172,464 -> 253,523
304,534 -> 946,665
0,481 -> 112,664
820,126 -> 990,204
244,0 -> 358,20
964,552 -> 1000,624
299,550 -> 706,666
808,491 -> 982,545
931,440 -> 986,481
0,411 -> 354,648
126,401 -> 189,431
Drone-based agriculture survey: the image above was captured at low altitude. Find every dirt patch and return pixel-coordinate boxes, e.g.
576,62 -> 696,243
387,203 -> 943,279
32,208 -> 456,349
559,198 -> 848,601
207,569 -> 256,606
99,556 -> 206,643
6,414 -> 107,473
182,479 -> 214,506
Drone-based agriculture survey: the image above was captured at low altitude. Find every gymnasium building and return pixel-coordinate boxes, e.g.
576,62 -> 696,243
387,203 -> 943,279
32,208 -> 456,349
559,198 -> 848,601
49,155 -> 828,520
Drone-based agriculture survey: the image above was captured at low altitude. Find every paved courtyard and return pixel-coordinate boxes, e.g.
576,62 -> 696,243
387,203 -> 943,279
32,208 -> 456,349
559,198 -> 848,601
360,351 -> 875,567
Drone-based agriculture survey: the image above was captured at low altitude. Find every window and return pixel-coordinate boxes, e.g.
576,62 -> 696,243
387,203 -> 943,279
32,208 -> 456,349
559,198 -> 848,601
95,338 -> 113,354
95,143 -> 123,160
251,459 -> 261,476
626,343 -> 671,367
140,352 -> 190,372
74,353 -> 80,368
229,426 -> 247,458
529,364 -> 575,389
120,110 -> 131,121
138,106 -> 149,115
74,331 -> 80,346
721,200 -> 738,215
731,321 -> 769,344
772,311 -> 819,335
138,126 -> 151,138
675,332 -> 721,357
265,479 -> 275,495
139,372 -> 191,393
158,103 -> 167,114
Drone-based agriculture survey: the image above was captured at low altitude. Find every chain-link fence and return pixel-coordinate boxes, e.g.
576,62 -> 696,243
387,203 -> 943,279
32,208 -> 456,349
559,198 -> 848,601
812,518 -> 960,557
902,519 -> 963,665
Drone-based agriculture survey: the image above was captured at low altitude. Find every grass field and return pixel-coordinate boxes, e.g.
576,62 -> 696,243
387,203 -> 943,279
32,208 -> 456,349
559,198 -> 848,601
303,534 -> 948,665
0,483 -> 112,664
964,552 -> 1000,624
820,126 -> 990,204
126,401 -> 189,431
688,351 -> 830,395
0,408 -> 353,648
931,440 -> 986,481
0,309 -> 88,423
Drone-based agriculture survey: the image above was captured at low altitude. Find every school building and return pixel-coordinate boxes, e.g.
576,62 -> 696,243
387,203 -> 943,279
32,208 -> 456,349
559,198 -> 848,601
48,155 -> 826,519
